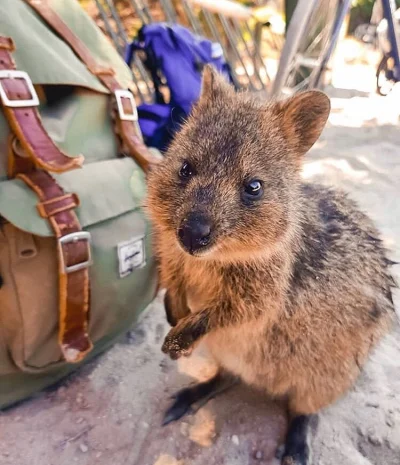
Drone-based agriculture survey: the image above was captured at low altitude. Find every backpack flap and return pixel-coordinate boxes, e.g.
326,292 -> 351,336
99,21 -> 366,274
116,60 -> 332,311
0,0 -> 132,92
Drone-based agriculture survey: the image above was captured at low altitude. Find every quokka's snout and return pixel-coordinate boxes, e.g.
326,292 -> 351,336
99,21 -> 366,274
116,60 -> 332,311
177,212 -> 213,255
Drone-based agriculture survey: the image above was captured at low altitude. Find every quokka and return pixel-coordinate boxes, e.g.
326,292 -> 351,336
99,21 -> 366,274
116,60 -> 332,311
146,66 -> 396,465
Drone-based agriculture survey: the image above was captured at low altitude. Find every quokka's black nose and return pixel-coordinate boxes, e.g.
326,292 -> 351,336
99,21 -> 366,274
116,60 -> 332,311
178,214 -> 212,254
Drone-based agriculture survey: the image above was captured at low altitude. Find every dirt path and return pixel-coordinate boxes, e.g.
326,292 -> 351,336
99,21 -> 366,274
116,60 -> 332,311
0,296 -> 286,465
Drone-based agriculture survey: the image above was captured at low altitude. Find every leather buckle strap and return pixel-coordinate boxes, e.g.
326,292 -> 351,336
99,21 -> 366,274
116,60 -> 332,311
0,70 -> 39,107
16,171 -> 93,363
115,89 -> 138,121
24,0 -> 161,173
0,36 -> 93,364
37,192 -> 80,218
58,231 -> 92,274
0,40 -> 84,173
0,36 -> 15,51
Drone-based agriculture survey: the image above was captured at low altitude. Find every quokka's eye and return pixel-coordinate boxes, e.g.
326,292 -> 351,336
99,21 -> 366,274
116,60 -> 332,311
179,161 -> 195,179
243,180 -> 263,201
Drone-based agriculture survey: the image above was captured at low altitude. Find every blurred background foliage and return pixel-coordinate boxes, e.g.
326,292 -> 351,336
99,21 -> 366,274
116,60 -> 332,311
79,0 -> 400,38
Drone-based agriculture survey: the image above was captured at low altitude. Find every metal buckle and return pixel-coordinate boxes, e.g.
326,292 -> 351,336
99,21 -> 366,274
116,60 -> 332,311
58,231 -> 92,274
115,89 -> 138,121
0,70 -> 39,108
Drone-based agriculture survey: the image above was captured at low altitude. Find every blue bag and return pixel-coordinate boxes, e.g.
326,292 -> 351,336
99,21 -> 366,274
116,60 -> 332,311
125,23 -> 234,151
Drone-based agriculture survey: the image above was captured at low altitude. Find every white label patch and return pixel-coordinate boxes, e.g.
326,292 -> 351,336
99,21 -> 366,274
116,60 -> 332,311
117,236 -> 146,278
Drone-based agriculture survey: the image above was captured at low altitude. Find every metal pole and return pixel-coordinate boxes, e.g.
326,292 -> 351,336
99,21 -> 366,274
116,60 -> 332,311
242,21 -> 271,83
105,0 -> 129,43
181,0 -> 205,35
382,0 -> 400,81
95,0 -> 124,55
130,0 -> 153,24
95,1 -> 151,101
218,13 -> 256,90
201,9 -> 241,89
232,18 -> 265,88
285,0 -> 298,34
159,0 -> 177,23
107,0 -> 153,99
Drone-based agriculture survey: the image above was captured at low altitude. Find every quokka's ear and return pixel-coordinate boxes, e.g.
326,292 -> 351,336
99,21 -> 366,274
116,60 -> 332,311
198,65 -> 234,103
274,91 -> 330,156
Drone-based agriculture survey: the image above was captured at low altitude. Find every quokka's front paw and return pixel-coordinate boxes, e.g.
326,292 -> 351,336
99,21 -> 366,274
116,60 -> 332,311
161,326 -> 194,360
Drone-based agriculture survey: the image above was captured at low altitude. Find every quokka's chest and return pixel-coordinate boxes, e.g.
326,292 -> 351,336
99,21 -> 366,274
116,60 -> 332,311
204,319 -> 271,386
186,285 -> 216,313
183,268 -> 222,314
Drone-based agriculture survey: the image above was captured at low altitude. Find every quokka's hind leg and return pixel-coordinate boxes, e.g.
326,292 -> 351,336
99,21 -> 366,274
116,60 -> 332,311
281,414 -> 318,465
162,371 -> 238,426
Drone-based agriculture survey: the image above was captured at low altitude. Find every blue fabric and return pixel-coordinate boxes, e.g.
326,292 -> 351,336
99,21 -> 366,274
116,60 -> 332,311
126,23 -> 233,150
133,23 -> 231,113
137,103 -> 186,152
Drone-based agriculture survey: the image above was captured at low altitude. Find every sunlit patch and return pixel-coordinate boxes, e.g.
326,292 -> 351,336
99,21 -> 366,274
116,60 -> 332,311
187,409 -> 216,447
177,342 -> 219,382
302,158 -> 369,183
153,454 -> 184,465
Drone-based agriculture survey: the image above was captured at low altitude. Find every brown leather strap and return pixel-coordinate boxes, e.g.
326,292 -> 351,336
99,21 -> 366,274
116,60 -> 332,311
0,36 -> 93,363
16,170 -> 93,363
24,0 -> 160,173
0,37 -> 84,173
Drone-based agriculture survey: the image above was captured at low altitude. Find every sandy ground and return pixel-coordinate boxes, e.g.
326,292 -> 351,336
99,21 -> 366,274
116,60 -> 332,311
1,46 -> 400,465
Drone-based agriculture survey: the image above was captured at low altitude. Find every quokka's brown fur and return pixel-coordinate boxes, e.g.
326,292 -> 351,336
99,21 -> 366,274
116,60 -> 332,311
146,67 -> 396,422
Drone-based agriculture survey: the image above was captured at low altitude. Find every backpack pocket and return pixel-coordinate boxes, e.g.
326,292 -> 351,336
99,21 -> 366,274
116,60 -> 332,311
0,158 -> 157,375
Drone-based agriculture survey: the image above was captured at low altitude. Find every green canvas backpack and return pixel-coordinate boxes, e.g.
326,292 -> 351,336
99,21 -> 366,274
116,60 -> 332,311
0,0 -> 160,408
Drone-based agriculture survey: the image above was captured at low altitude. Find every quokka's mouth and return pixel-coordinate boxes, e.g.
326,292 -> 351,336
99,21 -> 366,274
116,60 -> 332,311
176,213 -> 215,256
176,231 -> 215,257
